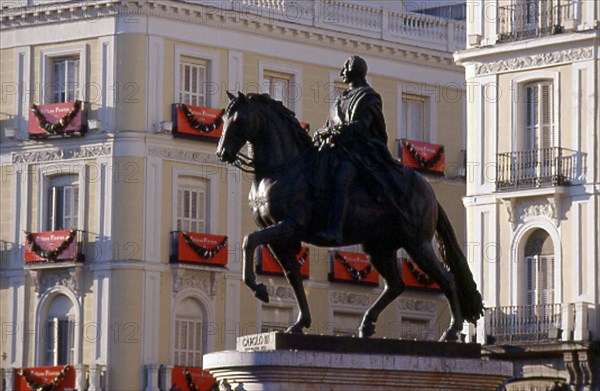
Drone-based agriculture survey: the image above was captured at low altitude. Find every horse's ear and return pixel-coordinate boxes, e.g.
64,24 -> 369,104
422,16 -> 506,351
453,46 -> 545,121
226,91 -> 236,102
237,91 -> 246,101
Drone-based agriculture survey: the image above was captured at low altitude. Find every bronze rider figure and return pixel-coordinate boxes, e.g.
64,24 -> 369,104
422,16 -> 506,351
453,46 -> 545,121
314,55 -> 399,245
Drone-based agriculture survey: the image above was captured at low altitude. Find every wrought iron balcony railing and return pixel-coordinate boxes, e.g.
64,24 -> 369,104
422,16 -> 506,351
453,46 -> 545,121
498,0 -> 580,42
496,147 -> 583,191
485,304 -> 565,344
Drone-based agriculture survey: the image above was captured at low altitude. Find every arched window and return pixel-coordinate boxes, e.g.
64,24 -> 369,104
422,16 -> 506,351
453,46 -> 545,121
44,294 -> 76,365
173,298 -> 206,368
524,229 -> 554,306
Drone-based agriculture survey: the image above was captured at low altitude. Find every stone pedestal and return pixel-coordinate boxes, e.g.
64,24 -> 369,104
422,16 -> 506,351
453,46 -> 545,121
204,332 -> 512,390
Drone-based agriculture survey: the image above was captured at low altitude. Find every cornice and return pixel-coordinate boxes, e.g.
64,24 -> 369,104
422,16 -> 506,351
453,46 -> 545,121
1,0 -> 462,71
474,46 -> 594,76
454,30 -> 598,68
0,0 -> 121,30
140,0 -> 460,70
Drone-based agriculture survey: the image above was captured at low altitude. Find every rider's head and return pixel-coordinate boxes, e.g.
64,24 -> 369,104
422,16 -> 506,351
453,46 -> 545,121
340,56 -> 368,85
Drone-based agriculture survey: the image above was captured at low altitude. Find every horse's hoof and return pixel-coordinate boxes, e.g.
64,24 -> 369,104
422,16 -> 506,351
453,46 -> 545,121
284,324 -> 304,334
254,283 -> 269,303
358,323 -> 375,338
439,328 -> 460,342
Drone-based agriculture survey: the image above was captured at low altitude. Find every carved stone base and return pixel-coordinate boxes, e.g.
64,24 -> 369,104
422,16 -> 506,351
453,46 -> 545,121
204,332 -> 512,391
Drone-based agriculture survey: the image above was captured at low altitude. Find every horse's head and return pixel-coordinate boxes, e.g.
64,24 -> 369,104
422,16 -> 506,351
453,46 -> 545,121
216,91 -> 260,164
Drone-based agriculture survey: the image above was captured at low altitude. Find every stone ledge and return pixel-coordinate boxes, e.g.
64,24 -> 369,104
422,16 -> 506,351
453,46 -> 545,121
236,332 -> 481,358
204,349 -> 513,391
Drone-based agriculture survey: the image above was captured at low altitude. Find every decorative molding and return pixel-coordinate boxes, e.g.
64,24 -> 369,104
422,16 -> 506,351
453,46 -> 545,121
29,266 -> 83,296
148,145 -> 221,165
502,196 -> 559,231
0,1 -> 121,30
12,144 -> 112,163
475,47 -> 594,75
397,298 -> 436,314
172,268 -> 216,296
329,291 -> 370,308
266,285 -> 295,303
519,200 -> 556,221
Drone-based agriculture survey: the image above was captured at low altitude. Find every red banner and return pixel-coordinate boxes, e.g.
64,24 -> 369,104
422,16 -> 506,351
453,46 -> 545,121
330,251 -> 379,285
176,232 -> 228,266
24,230 -> 78,262
401,258 -> 440,290
28,102 -> 86,137
170,366 -> 215,391
172,104 -> 223,140
258,245 -> 310,278
400,139 -> 445,173
14,365 -> 75,391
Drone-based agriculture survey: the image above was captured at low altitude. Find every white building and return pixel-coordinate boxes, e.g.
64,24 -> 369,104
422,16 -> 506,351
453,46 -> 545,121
455,0 -> 599,389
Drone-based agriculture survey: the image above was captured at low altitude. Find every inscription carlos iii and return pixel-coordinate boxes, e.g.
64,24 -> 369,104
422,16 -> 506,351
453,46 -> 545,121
237,332 -> 276,352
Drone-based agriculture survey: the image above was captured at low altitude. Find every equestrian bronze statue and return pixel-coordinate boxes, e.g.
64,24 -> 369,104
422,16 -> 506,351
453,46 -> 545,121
216,56 -> 483,342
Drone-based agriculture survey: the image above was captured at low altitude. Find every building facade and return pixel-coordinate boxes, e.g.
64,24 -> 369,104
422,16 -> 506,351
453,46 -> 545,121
1,1 -> 467,390
455,0 -> 599,389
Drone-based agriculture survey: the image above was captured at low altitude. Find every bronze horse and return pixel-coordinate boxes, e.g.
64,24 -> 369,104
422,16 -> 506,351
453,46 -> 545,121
216,92 -> 483,341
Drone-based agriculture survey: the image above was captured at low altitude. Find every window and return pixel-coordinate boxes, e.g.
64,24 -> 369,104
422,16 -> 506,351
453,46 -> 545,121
264,71 -> 291,107
174,298 -> 205,367
51,57 -> 80,103
179,56 -> 207,107
399,318 -> 433,341
525,229 -> 554,306
260,305 -> 294,333
44,295 -> 75,366
402,94 -> 427,141
524,81 -> 553,150
332,311 -> 361,337
176,176 -> 208,233
46,175 -> 79,231
174,47 -> 219,109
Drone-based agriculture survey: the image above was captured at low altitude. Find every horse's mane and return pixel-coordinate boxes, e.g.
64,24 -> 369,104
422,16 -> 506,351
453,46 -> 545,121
231,93 -> 313,148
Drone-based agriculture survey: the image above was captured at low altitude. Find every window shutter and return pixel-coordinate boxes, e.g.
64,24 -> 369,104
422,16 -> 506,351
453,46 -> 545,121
540,83 -> 553,148
526,255 -> 537,306
403,95 -> 426,141
179,58 -> 207,107
176,177 -> 208,233
524,81 -> 554,150
195,322 -> 203,366
46,319 -> 57,365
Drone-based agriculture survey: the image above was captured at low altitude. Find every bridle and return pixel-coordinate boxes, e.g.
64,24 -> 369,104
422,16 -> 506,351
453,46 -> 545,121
232,151 -> 255,173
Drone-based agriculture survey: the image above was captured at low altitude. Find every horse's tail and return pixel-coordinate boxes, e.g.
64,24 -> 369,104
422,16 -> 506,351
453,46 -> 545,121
436,202 -> 484,324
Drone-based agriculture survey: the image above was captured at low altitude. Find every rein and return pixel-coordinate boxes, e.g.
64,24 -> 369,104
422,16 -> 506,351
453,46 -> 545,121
232,151 -> 255,173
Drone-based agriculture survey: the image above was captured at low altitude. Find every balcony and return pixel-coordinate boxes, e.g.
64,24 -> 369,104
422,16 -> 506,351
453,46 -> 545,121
485,304 -> 563,344
397,139 -> 446,175
257,244 -> 310,279
484,302 -> 593,344
498,0 -> 581,42
24,229 -> 85,264
496,147 -> 584,191
170,231 -> 228,267
329,250 -> 379,286
9,364 -> 105,391
28,101 -> 87,139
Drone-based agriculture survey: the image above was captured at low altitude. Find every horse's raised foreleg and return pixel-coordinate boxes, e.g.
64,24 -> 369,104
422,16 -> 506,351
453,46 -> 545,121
410,242 -> 464,342
269,244 -> 312,334
242,221 -> 297,304
359,250 -> 404,338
